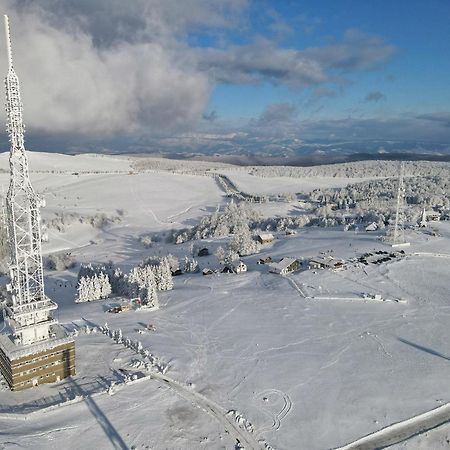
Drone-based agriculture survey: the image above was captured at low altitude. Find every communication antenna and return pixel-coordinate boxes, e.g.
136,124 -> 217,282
385,162 -> 410,247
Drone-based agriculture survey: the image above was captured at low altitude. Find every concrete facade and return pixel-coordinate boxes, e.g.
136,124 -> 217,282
0,339 -> 75,391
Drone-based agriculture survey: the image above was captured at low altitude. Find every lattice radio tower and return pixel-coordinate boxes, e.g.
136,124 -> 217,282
385,161 -> 409,247
3,15 -> 58,346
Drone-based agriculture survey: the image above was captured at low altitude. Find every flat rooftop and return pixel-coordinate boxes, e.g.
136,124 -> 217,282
0,324 -> 74,360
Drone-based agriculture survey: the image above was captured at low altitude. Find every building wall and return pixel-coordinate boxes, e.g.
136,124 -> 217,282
0,340 -> 75,391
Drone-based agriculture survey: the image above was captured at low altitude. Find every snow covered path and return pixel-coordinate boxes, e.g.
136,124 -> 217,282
149,372 -> 264,450
335,401 -> 450,450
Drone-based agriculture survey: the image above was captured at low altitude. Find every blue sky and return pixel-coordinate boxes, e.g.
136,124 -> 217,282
206,0 -> 450,121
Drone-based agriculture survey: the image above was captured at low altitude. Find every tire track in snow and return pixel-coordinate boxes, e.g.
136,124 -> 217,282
256,389 -> 292,435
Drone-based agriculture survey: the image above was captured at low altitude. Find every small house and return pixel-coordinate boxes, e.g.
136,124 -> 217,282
257,256 -> 273,265
198,248 -> 209,257
202,268 -> 215,276
256,233 -> 274,244
285,229 -> 297,236
308,256 -> 345,272
425,210 -> 441,222
269,257 -> 300,275
365,222 -> 378,232
233,261 -> 247,273
171,269 -> 183,276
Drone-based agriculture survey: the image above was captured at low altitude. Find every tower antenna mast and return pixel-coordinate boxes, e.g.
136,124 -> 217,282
385,161 -> 410,247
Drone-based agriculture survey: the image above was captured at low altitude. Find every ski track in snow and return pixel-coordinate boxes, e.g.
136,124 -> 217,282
286,276 -> 308,298
128,176 -> 183,227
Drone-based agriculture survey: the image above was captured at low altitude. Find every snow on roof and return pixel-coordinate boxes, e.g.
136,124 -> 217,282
257,233 -> 274,240
0,325 -> 74,360
270,257 -> 297,271
310,256 -> 344,267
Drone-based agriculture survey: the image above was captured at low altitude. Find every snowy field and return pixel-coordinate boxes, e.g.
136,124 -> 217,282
220,169 -> 378,195
0,152 -> 450,450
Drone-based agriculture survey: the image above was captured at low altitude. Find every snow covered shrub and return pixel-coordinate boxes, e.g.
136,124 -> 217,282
173,202 -> 261,243
139,234 -> 153,248
45,252 -> 76,271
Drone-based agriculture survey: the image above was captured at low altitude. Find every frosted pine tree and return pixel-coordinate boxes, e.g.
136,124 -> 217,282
152,265 -> 163,290
183,256 -> 199,273
159,258 -> 174,291
143,269 -> 159,308
76,276 -> 90,302
99,272 -> 112,299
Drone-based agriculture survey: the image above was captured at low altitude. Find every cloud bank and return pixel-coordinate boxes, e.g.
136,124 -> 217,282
0,0 -> 397,141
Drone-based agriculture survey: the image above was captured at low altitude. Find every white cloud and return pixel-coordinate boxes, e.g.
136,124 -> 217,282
0,0 -> 397,146
1,0 -> 213,136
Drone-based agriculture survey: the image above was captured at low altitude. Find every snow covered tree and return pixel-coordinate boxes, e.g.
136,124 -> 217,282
216,246 -> 239,265
76,276 -> 91,302
183,256 -> 199,273
228,223 -> 260,256
159,258 -> 174,291
99,272 -> 112,299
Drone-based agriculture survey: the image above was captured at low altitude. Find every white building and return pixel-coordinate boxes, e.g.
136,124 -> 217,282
256,233 -> 274,244
269,257 -> 300,275
308,256 -> 345,272
233,261 -> 247,273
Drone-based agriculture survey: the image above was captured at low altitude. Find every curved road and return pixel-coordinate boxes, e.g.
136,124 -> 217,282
150,371 -> 264,450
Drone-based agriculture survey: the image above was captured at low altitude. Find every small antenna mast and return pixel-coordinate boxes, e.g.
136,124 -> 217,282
4,15 -> 13,69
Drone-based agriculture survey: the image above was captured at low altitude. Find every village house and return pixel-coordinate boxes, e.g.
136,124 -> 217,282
308,256 -> 345,272
365,222 -> 378,232
222,261 -> 247,274
425,210 -> 441,222
269,257 -> 301,275
198,248 -> 209,257
256,233 -> 274,244
257,256 -> 273,265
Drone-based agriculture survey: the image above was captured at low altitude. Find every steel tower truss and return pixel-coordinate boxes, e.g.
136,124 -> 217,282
3,15 -> 57,346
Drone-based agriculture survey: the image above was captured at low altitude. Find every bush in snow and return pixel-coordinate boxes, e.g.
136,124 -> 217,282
45,252 -> 76,271
138,234 -> 153,248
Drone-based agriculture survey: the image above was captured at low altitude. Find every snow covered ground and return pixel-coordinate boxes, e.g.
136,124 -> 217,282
0,152 -> 449,450
220,169 -> 379,195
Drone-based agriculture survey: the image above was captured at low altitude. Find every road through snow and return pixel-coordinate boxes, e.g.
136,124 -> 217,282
335,400 -> 450,449
150,371 -> 264,450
